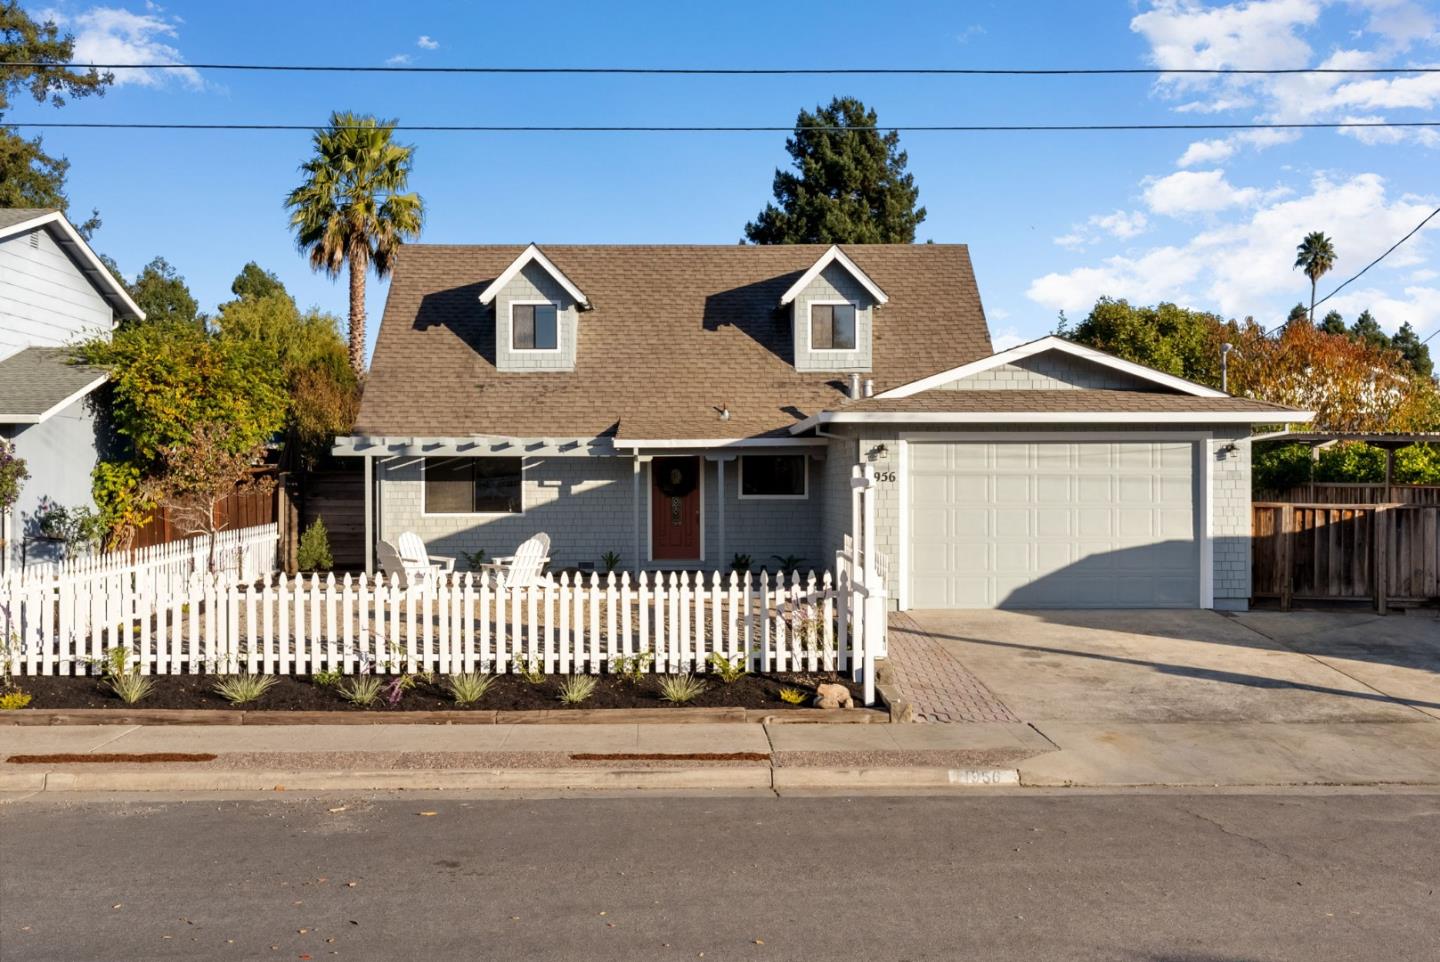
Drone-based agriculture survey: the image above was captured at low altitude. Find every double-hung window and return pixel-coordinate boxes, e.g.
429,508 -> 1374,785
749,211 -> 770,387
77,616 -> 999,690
739,454 -> 808,499
423,458 -> 524,514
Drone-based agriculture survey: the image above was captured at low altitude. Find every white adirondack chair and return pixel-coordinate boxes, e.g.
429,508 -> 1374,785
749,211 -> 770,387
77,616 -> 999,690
378,534 -> 452,589
478,532 -> 552,589
397,532 -> 455,574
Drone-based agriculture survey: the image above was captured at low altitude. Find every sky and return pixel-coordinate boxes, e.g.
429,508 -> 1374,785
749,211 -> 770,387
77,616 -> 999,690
13,0 -> 1440,358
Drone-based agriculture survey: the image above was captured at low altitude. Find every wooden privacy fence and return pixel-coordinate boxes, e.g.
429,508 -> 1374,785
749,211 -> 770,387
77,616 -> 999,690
131,473 -> 282,550
1252,502 -> 1440,611
1257,483 -> 1440,506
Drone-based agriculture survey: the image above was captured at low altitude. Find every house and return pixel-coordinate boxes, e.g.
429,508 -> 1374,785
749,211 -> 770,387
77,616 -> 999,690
336,243 -> 1310,611
0,209 -> 144,567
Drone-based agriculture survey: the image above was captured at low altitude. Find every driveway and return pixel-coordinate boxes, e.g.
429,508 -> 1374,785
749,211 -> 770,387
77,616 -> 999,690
890,608 -> 1440,725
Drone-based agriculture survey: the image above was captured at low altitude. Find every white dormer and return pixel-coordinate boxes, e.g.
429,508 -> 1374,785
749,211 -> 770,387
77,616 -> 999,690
779,245 -> 887,374
478,244 -> 589,372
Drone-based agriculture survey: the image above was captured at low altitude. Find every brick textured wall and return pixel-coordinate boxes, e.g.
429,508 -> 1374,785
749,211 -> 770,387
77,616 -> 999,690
792,263 -> 875,373
493,262 -> 580,372
940,352 -> 1156,391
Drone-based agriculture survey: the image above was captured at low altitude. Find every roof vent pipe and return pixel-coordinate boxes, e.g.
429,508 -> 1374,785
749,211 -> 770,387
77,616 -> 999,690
849,373 -> 861,400
863,378 -> 874,398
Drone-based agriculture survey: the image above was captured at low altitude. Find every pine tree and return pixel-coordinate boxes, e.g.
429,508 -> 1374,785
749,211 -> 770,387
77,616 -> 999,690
1391,322 -> 1434,379
744,97 -> 925,244
1319,309 -> 1346,335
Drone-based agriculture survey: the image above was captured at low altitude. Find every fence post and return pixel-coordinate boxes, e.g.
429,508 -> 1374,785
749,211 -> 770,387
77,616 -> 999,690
1374,504 -> 1389,615
1279,503 -> 1294,612
858,462 -> 878,707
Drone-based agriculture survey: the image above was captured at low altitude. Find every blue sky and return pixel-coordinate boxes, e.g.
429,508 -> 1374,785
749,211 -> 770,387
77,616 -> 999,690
16,0 -> 1440,356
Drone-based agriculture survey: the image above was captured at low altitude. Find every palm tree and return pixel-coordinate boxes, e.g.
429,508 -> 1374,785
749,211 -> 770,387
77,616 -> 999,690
286,112 -> 424,377
1293,231 -> 1337,326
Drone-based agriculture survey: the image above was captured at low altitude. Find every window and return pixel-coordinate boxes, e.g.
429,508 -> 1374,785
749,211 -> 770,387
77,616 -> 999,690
423,458 -> 523,514
740,454 -> 808,499
810,302 -> 857,351
511,302 -> 559,351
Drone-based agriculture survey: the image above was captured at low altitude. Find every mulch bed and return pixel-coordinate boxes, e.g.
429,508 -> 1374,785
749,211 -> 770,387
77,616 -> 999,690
7,753 -> 217,764
8,672 -> 858,713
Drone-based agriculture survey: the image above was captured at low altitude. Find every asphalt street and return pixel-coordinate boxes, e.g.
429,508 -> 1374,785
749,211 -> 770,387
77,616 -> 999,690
2,791 -> 1438,961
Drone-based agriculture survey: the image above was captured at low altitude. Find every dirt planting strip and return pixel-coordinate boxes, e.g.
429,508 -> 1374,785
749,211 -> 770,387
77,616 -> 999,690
8,753 -> 218,765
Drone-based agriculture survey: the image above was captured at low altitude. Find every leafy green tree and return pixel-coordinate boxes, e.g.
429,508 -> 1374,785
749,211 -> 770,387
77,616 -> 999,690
1314,442 -> 1387,483
1394,444 -> 1440,484
1390,322 -> 1433,379
1293,231 -> 1337,325
227,261 -> 288,304
744,96 -> 925,244
128,257 -> 200,327
286,111 -> 424,378
77,319 -> 287,466
1319,309 -> 1346,335
0,3 -> 111,234
1252,443 -> 1314,492
1064,298 -> 1230,387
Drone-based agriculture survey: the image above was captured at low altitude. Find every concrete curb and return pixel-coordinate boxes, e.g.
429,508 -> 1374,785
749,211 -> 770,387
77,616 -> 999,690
0,706 -> 889,727
0,765 -> 1024,793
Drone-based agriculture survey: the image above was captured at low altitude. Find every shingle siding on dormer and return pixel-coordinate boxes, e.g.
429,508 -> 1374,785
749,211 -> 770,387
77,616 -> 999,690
792,263 -> 874,373
936,351 -> 1160,392
493,262 -> 581,372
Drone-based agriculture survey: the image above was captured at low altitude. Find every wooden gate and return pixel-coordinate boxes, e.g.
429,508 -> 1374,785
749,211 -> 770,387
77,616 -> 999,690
1253,502 -> 1440,610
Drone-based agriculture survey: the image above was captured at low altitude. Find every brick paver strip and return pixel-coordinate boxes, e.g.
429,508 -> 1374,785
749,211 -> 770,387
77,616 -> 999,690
886,613 -> 1020,724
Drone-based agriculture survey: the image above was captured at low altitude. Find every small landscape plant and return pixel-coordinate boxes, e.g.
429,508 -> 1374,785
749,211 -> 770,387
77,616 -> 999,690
0,690 -> 32,710
729,553 -> 752,575
556,674 -> 598,706
778,687 -> 808,705
312,669 -> 342,688
514,655 -> 546,685
600,550 -> 622,573
459,548 -> 488,571
296,518 -> 334,571
771,554 -> 806,576
445,672 -> 495,706
707,652 -> 747,684
95,647 -> 153,705
212,674 -> 279,705
657,673 -> 706,705
611,651 -> 654,683
339,675 -> 383,707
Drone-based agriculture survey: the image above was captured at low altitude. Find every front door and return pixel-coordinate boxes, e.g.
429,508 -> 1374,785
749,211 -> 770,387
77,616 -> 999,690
651,456 -> 702,561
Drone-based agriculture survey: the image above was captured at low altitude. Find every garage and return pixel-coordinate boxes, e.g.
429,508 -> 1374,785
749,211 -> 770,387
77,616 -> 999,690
905,438 -> 1202,609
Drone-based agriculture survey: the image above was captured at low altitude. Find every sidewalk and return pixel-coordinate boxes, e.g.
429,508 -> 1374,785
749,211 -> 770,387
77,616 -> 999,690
6,714 -> 1440,794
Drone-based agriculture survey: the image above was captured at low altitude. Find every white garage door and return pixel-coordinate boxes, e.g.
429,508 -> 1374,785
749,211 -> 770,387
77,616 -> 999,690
908,440 -> 1199,608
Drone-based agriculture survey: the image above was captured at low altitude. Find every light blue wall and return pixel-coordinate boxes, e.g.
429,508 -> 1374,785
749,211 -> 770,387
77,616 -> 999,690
3,395 -> 101,566
0,227 -> 113,356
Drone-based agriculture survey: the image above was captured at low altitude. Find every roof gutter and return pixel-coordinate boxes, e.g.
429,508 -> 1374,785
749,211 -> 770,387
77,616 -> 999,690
792,410 -> 1316,432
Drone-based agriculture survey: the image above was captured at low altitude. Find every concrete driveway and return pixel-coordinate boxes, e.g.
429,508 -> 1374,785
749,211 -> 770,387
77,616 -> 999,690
894,607 -> 1440,724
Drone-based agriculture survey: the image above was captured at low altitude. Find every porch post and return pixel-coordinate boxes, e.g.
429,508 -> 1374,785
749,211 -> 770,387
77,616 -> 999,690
363,454 -> 374,575
632,455 -> 644,571
716,457 -> 725,569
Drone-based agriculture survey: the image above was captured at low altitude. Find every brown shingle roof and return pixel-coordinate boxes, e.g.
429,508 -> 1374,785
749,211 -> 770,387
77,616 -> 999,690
357,244 -> 992,440
0,347 -> 106,423
841,389 -> 1300,415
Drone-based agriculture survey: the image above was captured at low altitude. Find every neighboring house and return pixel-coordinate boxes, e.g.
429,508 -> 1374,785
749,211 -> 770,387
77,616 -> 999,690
0,209 -> 144,567
338,243 -> 1310,611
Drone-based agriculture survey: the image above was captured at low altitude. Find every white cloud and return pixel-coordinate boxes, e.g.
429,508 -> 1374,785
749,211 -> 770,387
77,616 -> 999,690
1409,268 -> 1439,282
1029,173 -> 1437,322
1131,0 -> 1321,74
955,24 -> 986,44
1143,169 -> 1263,215
989,326 -> 1029,351
1054,210 -> 1150,249
1177,138 -> 1236,167
44,5 -> 201,89
1325,284 -> 1440,337
386,53 -> 412,66
417,35 -> 439,49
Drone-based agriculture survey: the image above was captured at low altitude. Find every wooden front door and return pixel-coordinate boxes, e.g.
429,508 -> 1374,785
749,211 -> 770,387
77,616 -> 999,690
651,456 -> 702,561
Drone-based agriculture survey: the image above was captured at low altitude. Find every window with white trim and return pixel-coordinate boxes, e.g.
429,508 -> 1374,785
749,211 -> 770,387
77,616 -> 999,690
809,302 -> 857,351
511,302 -> 559,351
423,457 -> 523,514
739,454 -> 808,499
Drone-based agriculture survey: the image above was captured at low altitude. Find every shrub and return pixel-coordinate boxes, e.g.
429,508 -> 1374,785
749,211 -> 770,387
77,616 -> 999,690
611,651 -> 654,683
778,686 -> 807,705
312,669 -> 342,688
1315,442 -> 1387,483
445,672 -> 495,705
600,551 -> 622,573
729,553 -> 753,575
339,675 -> 383,707
1252,443 -> 1313,493
459,548 -> 488,571
1394,444 -> 1440,484
707,653 -> 747,684
212,674 -> 279,705
107,672 -> 153,705
297,518 -> 333,571
556,674 -> 598,705
0,690 -> 32,711
657,673 -> 706,705
0,440 -> 29,514
770,554 -> 805,576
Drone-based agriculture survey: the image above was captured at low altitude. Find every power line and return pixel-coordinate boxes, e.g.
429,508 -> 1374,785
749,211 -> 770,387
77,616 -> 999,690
7,120 -> 1440,133
14,61 -> 1440,76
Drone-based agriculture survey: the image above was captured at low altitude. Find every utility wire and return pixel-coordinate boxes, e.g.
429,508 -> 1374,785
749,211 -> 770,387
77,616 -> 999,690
14,61 -> 1440,76
7,120 -> 1440,133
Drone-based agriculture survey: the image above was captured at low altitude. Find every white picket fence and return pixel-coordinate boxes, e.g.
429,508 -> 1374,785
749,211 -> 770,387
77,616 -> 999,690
0,467 -> 890,700
10,524 -> 279,589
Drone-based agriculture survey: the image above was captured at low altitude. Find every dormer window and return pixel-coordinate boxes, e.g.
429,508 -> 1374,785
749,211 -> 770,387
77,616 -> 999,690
511,301 -> 559,352
809,302 -> 857,351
